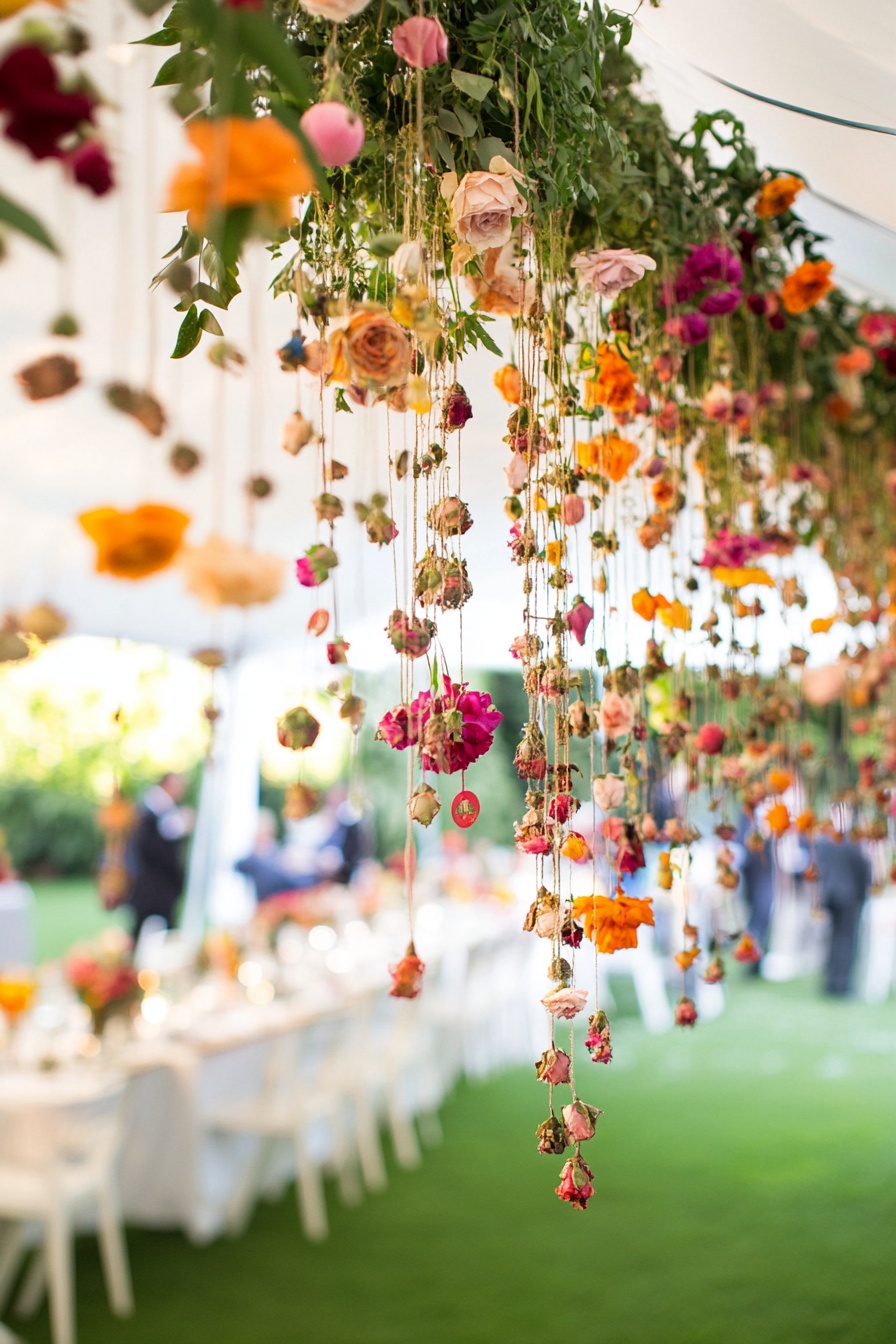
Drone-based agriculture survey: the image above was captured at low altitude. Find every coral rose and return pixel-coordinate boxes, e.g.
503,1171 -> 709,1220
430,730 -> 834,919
598,692 -> 635,740
572,246 -> 656,298
392,15 -> 448,67
448,168 -> 525,253
466,232 -> 535,314
341,307 -> 411,388
180,535 -> 285,608
494,364 -> 523,403
695,721 -> 725,755
780,259 -> 834,315
164,116 -> 313,230
541,986 -> 589,1019
562,1100 -> 603,1142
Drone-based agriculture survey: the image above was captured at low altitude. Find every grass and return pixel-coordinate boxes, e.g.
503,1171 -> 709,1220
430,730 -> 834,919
10,954 -> 896,1344
29,878 -> 125,962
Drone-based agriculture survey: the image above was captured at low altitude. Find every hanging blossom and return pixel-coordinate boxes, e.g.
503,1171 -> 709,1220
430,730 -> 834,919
697,528 -> 773,571
376,675 -> 502,775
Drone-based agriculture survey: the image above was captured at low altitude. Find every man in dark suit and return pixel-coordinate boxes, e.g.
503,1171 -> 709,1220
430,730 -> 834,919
814,831 -> 872,996
126,773 -> 193,941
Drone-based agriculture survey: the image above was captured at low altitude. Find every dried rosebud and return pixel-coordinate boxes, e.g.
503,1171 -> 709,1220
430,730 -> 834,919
313,492 -> 344,522
584,1010 -> 612,1063
192,646 -> 226,669
535,1047 -> 571,1085
281,412 -> 316,457
442,382 -> 472,430
247,475 -> 274,500
427,496 -> 473,537
17,354 -> 80,401
104,383 -> 166,436
283,782 -> 319,820
555,1155 -> 595,1209
408,782 -> 441,827
169,442 -> 202,475
49,312 -> 79,337
561,1099 -> 603,1142
386,608 -> 435,658
276,706 -> 321,751
340,694 -> 366,731
674,996 -> 698,1027
389,943 -> 425,999
326,636 -> 350,665
18,602 -> 67,642
536,1116 -> 569,1155
307,609 -> 329,637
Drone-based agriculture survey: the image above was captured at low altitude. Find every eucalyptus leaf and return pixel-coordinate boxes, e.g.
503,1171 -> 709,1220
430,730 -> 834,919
366,233 -> 406,260
198,308 -> 224,336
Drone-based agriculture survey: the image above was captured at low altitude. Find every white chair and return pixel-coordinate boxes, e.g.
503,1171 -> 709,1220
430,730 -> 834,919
0,1077 -> 133,1344
206,1011 -> 369,1242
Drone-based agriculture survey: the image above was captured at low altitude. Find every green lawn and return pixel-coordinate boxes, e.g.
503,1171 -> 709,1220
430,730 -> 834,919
30,878 -> 126,961
10,965 -> 896,1344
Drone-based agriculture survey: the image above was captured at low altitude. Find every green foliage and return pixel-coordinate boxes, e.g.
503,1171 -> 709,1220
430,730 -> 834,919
0,781 -> 102,877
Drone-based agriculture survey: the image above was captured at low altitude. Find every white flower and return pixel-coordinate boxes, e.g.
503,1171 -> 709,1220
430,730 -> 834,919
592,774 -> 625,811
298,0 -> 373,21
392,239 -> 425,280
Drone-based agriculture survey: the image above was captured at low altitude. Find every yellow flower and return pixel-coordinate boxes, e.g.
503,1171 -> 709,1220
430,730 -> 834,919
560,832 -> 591,863
658,599 -> 691,631
164,116 -> 314,231
810,615 -> 837,633
79,504 -> 190,580
533,494 -> 549,512
711,565 -> 774,589
404,375 -> 432,414
545,539 -> 565,565
493,364 -> 523,404
632,589 -> 670,621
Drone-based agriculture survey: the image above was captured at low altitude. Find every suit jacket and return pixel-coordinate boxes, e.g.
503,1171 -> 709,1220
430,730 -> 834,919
814,837 -> 871,910
127,795 -> 186,920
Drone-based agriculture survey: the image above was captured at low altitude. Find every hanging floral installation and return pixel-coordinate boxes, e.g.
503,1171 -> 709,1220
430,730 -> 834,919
6,0 -> 896,1209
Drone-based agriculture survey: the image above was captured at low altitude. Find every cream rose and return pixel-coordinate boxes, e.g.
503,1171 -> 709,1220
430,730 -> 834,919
571,247 -> 656,298
592,774 -> 625,811
449,170 -> 526,254
298,0 -> 373,20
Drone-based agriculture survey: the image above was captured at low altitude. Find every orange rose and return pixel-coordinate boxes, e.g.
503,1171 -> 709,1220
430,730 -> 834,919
834,346 -> 873,376
572,894 -> 655,953
780,259 -> 834,315
576,433 -> 639,483
164,116 -> 314,230
494,364 -> 523,403
754,174 -> 804,218
632,589 -> 669,621
79,504 -> 190,580
652,477 -> 676,510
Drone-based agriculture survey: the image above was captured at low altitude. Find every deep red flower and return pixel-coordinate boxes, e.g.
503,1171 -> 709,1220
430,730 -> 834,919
67,140 -> 114,196
0,45 -> 95,161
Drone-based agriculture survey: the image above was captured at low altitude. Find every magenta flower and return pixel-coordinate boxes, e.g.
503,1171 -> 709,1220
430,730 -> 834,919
699,287 -> 742,316
698,527 -> 772,570
67,140 -> 114,196
0,45 -> 95,161
295,543 -> 338,587
443,383 -> 472,430
376,676 -> 502,775
565,596 -> 594,646
664,313 -> 710,346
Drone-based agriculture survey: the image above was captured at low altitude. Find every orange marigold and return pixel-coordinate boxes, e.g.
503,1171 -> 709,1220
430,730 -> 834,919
79,504 -> 191,580
765,801 -> 791,836
795,808 -> 817,834
652,477 -> 676,510
754,174 -> 804,218
576,433 -> 639,483
780,259 -> 834,315
164,116 -> 314,230
767,768 -> 792,795
711,565 -> 774,589
582,343 -> 638,415
572,893 -> 655,953
632,588 -> 670,621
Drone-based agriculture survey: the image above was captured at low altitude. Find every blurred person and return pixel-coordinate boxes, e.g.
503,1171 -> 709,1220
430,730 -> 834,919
813,822 -> 871,996
283,785 -> 369,888
234,808 -> 297,902
736,813 -> 775,971
126,772 -> 194,941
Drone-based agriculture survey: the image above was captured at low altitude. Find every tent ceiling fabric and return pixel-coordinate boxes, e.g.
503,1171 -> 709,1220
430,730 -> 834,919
0,0 -> 893,665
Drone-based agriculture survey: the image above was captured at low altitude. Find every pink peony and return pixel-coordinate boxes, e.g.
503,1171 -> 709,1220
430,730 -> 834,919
561,1099 -> 603,1142
376,675 -> 502,775
555,1156 -> 595,1210
535,1047 -> 571,1084
300,101 -> 365,168
598,692 -> 635,741
541,986 -> 588,1019
392,15 -> 449,68
664,313 -> 710,346
571,247 -> 656,298
695,721 -> 725,755
565,596 -> 593,646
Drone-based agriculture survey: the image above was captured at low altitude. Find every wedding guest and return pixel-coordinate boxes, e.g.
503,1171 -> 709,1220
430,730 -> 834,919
126,772 -> 194,940
814,829 -> 871,996
235,809 -> 306,902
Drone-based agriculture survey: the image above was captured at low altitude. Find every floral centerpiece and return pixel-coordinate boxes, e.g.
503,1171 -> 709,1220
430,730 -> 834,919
64,931 -> 141,1036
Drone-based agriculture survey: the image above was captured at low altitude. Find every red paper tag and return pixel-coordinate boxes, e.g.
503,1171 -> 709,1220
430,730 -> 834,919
451,790 -> 480,828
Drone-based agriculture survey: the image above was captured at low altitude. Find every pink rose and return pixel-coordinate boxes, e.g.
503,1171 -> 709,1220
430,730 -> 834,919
300,101 -> 365,168
598,691 -> 635,741
392,15 -> 449,68
535,1047 -> 571,1085
449,169 -> 526,254
535,907 -> 562,939
555,1156 -> 595,1209
504,452 -> 529,491
562,493 -> 585,525
565,597 -> 593,647
561,1099 -> 603,1142
541,986 -> 588,1019
572,247 -> 656,298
